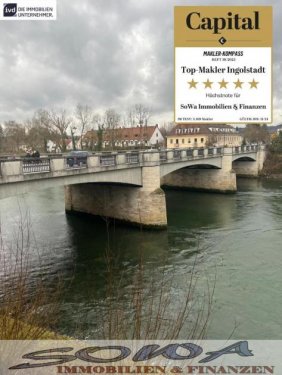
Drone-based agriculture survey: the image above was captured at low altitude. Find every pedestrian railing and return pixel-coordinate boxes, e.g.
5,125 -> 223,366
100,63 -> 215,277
186,149 -> 193,157
126,153 -> 139,164
173,150 -> 181,160
100,154 -> 116,166
23,158 -> 51,174
208,148 -> 214,156
159,151 -> 167,161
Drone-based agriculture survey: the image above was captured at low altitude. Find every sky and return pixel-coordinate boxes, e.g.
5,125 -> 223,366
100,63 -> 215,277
0,0 -> 281,126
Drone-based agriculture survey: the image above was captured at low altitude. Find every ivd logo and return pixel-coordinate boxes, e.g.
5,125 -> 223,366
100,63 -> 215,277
3,3 -> 17,17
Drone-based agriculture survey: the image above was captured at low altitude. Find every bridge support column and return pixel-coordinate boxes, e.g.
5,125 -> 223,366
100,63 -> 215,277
65,166 -> 167,229
161,148 -> 237,193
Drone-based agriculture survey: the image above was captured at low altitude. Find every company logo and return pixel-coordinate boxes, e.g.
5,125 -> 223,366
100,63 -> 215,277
3,3 -> 17,17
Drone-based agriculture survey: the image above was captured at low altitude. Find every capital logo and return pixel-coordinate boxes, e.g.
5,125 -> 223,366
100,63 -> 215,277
3,3 -> 17,17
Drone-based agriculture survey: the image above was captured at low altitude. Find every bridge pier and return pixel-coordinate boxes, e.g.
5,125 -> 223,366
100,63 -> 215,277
65,166 -> 167,229
161,148 -> 237,193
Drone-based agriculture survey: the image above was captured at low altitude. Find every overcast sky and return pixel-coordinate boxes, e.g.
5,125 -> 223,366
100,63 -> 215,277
0,0 -> 281,125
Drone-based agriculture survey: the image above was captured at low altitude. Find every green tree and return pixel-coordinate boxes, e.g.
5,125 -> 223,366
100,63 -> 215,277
270,132 -> 282,153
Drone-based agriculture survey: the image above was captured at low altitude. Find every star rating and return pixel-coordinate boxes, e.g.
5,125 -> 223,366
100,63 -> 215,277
185,77 -> 260,90
203,79 -> 213,89
249,78 -> 259,89
188,79 -> 198,88
234,79 -> 243,89
218,79 -> 228,88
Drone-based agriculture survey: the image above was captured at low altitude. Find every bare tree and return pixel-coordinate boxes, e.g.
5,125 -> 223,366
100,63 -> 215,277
92,113 -> 103,130
44,109 -> 72,152
75,104 -> 93,150
0,124 -> 4,153
127,108 -> 136,127
25,111 -> 55,153
127,104 -> 151,127
3,121 -> 26,153
104,109 -> 120,149
243,124 -> 270,144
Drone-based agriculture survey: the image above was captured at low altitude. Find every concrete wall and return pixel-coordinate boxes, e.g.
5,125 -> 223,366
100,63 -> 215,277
65,166 -> 167,229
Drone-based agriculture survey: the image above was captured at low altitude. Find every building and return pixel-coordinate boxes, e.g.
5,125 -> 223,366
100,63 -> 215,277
167,124 -> 242,149
82,125 -> 164,149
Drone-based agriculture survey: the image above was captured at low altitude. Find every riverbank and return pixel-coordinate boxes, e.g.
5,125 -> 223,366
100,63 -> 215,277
260,151 -> 282,179
0,316 -> 68,339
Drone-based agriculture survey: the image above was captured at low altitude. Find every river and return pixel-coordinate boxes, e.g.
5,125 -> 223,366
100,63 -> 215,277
0,178 -> 281,339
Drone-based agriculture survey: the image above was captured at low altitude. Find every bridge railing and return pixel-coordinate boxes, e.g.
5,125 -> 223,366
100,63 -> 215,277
197,148 -> 204,157
237,145 -> 259,153
186,149 -> 193,158
173,150 -> 181,160
159,151 -> 167,161
22,158 -> 51,174
100,154 -> 116,167
0,145 -> 262,180
126,152 -> 139,164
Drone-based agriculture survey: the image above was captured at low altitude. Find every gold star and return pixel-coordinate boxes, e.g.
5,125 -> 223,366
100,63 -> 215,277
234,79 -> 243,89
249,78 -> 259,89
188,79 -> 198,88
203,79 -> 213,88
219,79 -> 228,88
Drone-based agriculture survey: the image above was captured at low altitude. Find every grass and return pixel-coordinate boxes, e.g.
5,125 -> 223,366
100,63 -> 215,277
0,214 -> 65,339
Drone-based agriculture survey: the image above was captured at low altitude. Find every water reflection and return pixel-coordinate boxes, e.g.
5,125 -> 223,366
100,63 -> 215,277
0,179 -> 281,339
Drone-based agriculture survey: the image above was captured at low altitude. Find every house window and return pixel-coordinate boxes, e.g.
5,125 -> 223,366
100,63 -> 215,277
194,138 -> 197,143
201,138 -> 204,143
188,138 -> 191,143
176,139 -> 179,144
182,139 -> 185,144
170,139 -> 173,144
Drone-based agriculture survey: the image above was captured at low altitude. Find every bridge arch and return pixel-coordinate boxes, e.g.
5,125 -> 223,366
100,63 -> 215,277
232,155 -> 256,162
160,158 -> 222,179
232,155 -> 259,177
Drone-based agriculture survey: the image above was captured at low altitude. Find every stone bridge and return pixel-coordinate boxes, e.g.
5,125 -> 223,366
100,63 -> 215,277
0,145 -> 265,228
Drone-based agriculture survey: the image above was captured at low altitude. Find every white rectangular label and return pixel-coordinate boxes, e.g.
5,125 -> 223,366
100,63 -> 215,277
0,0 -> 56,20
175,47 -> 272,123
0,340 -> 281,373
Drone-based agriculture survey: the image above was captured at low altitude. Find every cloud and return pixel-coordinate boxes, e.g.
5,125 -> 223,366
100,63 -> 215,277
0,0 -> 280,124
